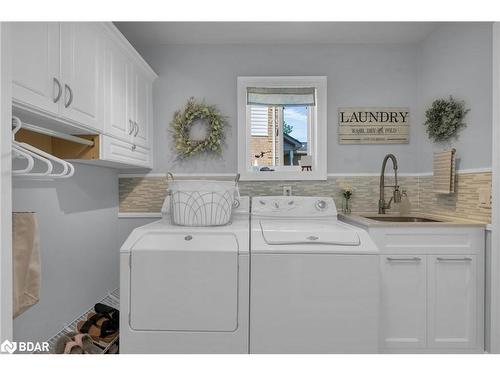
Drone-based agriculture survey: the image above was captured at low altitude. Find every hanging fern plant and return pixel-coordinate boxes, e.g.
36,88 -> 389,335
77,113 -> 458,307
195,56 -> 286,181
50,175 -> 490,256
424,96 -> 469,142
171,97 -> 227,159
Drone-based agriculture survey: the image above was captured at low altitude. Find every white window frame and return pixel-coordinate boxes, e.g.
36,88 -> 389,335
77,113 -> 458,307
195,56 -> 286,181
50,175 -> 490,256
237,76 -> 327,181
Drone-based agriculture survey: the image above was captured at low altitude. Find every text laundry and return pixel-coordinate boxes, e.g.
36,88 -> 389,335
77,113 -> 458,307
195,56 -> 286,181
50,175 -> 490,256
339,111 -> 409,123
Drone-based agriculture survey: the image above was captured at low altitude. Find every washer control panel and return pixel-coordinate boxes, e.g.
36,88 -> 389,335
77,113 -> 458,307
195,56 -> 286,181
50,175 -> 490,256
252,196 -> 337,217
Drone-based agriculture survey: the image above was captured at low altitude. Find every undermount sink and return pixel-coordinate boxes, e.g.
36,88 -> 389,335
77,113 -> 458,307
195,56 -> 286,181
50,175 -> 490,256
363,216 -> 443,223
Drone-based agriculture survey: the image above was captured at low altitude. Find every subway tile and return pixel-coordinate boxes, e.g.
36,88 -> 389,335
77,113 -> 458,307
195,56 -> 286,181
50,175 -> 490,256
118,172 -> 491,223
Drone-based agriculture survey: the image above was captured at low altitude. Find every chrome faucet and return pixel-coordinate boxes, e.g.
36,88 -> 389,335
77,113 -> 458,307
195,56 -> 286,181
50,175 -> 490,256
379,154 -> 401,214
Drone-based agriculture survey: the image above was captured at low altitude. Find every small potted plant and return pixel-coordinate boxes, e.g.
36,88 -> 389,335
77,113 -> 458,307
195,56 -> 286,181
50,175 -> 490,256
340,185 -> 353,214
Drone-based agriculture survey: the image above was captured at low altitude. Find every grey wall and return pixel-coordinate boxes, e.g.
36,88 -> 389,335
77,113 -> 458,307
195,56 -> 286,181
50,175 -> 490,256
12,164 -> 153,343
139,43 -> 420,174
138,22 -> 493,175
416,22 -> 493,171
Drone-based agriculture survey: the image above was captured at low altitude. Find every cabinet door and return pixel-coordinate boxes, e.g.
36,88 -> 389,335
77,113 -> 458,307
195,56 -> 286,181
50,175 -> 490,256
380,255 -> 427,349
105,40 -> 134,141
11,22 -> 61,115
60,22 -> 104,131
427,255 -> 477,349
132,68 -> 152,148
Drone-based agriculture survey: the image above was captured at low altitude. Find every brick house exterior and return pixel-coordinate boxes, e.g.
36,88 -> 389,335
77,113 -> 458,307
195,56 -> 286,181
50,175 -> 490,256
250,107 -> 281,166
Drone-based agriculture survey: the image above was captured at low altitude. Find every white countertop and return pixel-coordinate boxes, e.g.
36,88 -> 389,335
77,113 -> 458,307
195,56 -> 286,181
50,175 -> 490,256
338,212 -> 488,228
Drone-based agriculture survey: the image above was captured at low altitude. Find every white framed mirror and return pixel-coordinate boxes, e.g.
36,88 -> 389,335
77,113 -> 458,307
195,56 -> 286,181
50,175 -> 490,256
237,76 -> 327,181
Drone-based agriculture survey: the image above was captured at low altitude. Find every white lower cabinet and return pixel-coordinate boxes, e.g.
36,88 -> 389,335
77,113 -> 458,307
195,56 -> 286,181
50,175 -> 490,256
427,255 -> 478,349
373,226 -> 484,353
380,255 -> 426,349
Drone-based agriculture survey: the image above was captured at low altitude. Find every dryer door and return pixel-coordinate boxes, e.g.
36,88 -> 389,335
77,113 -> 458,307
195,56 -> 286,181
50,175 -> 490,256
129,232 -> 239,331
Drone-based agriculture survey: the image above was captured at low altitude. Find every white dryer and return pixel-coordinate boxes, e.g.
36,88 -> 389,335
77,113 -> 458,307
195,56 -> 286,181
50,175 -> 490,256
250,196 -> 379,353
120,197 -> 250,354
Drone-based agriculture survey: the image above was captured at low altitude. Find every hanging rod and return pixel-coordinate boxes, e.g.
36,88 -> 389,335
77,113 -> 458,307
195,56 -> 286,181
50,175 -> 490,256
15,120 -> 95,147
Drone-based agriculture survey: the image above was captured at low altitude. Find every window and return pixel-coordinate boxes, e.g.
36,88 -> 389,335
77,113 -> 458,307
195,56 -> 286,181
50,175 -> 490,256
249,105 -> 312,167
237,76 -> 327,180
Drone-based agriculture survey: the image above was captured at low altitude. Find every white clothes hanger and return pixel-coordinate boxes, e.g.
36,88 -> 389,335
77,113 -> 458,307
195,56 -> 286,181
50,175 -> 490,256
12,143 -> 53,176
12,118 -> 53,177
12,147 -> 35,174
14,141 -> 73,178
12,116 -> 75,178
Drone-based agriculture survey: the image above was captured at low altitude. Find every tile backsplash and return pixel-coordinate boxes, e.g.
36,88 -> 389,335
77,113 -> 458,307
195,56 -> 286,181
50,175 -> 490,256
119,177 -> 167,213
119,171 -> 491,223
419,172 -> 491,223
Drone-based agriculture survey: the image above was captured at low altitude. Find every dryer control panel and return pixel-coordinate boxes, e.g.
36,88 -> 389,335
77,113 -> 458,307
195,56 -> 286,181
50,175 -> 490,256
251,196 -> 337,218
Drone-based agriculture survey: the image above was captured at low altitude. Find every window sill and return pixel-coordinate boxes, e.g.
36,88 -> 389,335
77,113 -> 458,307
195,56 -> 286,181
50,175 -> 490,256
238,169 -> 327,181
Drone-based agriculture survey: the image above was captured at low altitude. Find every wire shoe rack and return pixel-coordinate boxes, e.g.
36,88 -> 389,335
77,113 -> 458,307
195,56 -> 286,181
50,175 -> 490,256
34,289 -> 120,354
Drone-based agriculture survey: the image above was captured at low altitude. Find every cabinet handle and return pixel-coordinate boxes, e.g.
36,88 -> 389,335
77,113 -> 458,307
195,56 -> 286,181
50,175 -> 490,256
134,121 -> 139,136
53,77 -> 62,103
64,84 -> 73,108
386,256 -> 421,262
129,120 -> 134,135
131,144 -> 137,151
436,257 -> 472,262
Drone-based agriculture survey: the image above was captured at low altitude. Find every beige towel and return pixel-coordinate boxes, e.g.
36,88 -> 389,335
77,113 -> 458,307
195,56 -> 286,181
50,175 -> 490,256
433,149 -> 456,194
12,212 -> 41,318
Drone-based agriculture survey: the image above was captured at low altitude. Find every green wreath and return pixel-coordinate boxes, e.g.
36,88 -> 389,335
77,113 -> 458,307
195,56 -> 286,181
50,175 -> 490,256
424,96 -> 469,142
171,97 -> 227,158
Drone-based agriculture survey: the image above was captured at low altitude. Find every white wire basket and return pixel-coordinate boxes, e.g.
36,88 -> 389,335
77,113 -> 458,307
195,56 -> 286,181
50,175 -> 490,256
166,173 -> 240,226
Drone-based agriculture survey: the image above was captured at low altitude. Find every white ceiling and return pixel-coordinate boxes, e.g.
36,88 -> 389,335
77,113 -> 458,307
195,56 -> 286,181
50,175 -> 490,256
115,22 -> 441,46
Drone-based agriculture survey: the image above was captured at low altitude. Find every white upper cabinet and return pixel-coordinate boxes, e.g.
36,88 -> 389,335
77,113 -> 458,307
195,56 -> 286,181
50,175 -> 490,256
130,66 -> 152,148
427,255 -> 478,349
104,38 -> 133,141
11,22 -> 157,168
12,22 -> 105,132
60,23 -> 104,131
104,29 -> 154,149
12,22 -> 61,115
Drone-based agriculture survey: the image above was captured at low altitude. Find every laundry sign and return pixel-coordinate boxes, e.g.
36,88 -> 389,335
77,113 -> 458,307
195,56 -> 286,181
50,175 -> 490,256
338,107 -> 410,144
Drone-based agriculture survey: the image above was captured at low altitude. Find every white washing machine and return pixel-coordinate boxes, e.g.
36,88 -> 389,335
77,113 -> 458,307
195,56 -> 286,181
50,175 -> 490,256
120,197 -> 250,354
250,196 -> 379,353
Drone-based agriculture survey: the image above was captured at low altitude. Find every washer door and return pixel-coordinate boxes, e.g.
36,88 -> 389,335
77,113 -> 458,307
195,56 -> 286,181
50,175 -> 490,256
129,232 -> 239,331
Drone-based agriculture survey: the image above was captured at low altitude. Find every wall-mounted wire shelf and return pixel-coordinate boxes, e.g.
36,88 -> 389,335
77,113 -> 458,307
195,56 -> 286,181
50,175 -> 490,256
33,289 -> 120,354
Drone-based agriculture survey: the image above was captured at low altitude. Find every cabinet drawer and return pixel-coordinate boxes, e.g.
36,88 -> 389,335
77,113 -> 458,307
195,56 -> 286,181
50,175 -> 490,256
101,136 -> 151,168
370,227 -> 484,255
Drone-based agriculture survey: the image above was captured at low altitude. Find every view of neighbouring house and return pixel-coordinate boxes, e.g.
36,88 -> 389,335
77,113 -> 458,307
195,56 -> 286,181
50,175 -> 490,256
250,105 -> 309,167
